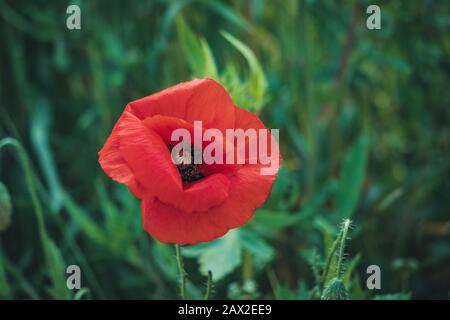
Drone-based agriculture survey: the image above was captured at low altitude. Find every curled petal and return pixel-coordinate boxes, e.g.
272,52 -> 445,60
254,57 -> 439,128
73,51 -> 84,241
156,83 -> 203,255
127,78 -> 235,132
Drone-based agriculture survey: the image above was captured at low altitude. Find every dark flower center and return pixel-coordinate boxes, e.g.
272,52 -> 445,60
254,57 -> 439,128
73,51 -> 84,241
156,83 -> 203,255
177,163 -> 205,183
168,144 -> 205,184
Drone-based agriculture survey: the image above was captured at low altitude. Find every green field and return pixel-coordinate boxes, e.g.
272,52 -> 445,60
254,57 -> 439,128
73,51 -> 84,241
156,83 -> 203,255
0,0 -> 449,299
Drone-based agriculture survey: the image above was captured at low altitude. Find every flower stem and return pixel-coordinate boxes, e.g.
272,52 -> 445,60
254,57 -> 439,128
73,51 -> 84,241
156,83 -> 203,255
0,138 -> 49,259
203,270 -> 213,300
319,219 -> 352,292
175,244 -> 187,300
336,219 -> 351,278
242,249 -> 253,282
319,232 -> 341,291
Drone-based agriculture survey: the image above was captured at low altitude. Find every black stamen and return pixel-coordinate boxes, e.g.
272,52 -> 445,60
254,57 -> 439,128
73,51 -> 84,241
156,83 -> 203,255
168,144 -> 205,184
177,163 -> 205,183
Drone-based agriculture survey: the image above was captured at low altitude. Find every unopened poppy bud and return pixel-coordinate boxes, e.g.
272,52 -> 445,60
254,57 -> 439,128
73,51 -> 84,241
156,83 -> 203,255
0,182 -> 12,232
321,277 -> 348,300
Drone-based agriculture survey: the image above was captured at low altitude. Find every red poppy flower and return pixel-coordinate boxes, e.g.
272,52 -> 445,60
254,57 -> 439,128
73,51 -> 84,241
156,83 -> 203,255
98,78 -> 281,244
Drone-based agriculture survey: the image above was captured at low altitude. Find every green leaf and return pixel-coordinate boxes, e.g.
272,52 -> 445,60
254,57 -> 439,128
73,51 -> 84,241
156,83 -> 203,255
30,101 -> 64,213
177,17 -> 204,74
251,180 -> 338,236
201,0 -> 249,30
95,181 -> 134,252
183,229 -> 242,281
300,179 -> 338,219
221,31 -> 268,112
342,253 -> 361,286
152,242 -> 178,280
197,230 -> 242,280
64,193 -> 108,246
199,39 -> 218,78
183,228 -> 276,281
348,274 -> 367,299
0,138 -> 65,299
0,253 -> 13,299
46,239 -> 69,299
177,17 -> 218,78
314,216 -> 337,253
250,210 -> 302,234
335,135 -> 369,219
240,229 -> 274,266
73,288 -> 90,300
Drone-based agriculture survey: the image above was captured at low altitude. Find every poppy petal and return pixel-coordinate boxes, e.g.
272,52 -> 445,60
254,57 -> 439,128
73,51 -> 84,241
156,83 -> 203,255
118,112 -> 230,212
98,114 -> 134,184
141,164 -> 277,244
99,79 -> 281,245
127,78 -> 235,132
206,164 -> 278,229
142,197 -> 229,244
98,114 -> 146,198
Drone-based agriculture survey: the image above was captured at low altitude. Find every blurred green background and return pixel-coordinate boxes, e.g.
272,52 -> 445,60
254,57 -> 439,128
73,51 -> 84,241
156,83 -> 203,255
0,0 -> 449,300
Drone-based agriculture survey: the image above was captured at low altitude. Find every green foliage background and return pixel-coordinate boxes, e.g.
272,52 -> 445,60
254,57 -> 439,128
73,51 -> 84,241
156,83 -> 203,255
0,0 -> 449,299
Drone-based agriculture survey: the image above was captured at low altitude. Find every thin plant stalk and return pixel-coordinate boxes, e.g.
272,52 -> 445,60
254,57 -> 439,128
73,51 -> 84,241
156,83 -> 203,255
175,244 -> 187,300
203,270 -> 213,300
319,219 -> 352,292
319,232 -> 341,291
336,219 -> 351,278
0,138 -> 49,257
